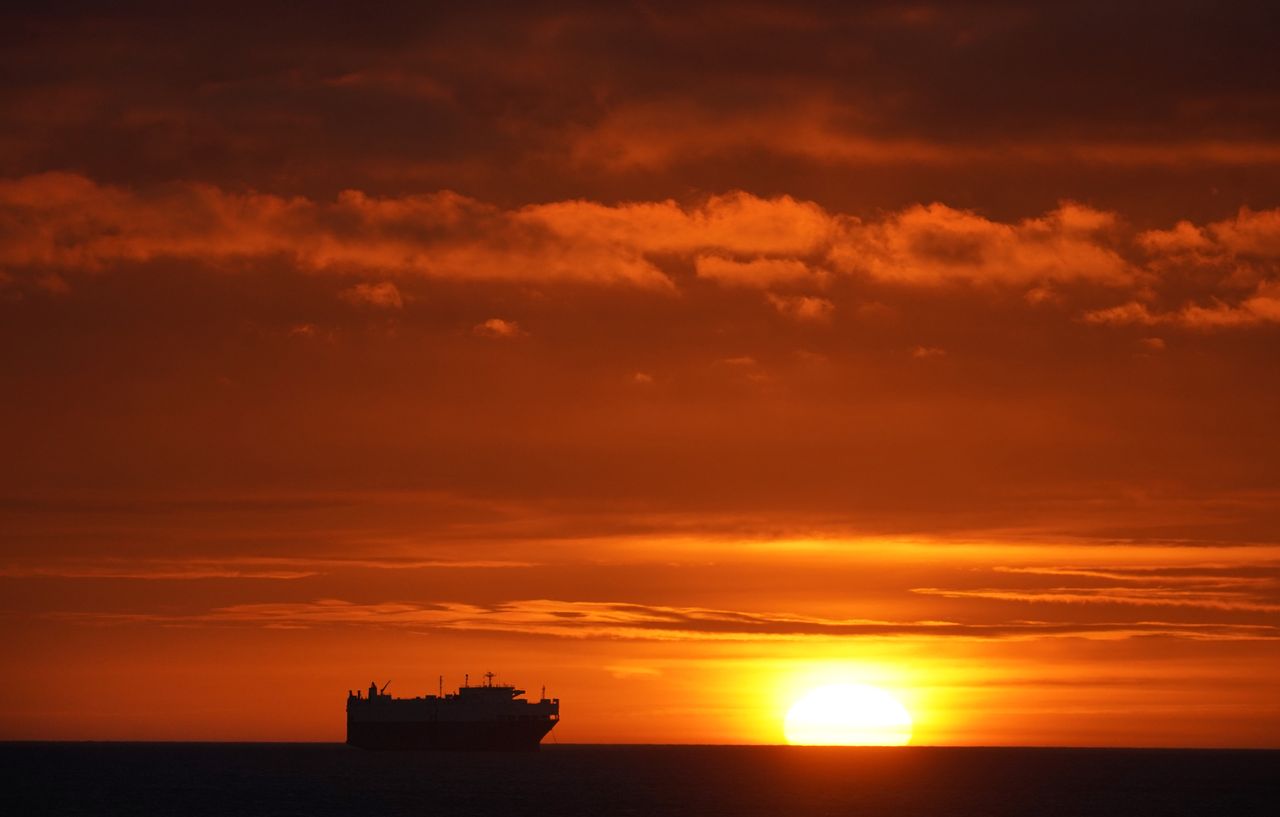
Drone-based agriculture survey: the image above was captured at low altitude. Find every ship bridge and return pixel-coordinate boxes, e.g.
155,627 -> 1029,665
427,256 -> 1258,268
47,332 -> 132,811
457,672 -> 525,699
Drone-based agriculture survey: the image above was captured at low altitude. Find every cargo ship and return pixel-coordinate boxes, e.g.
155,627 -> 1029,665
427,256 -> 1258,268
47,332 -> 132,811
346,672 -> 560,750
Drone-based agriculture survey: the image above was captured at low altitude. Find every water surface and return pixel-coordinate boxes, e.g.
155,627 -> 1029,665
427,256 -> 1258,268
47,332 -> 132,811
3,743 -> 1274,816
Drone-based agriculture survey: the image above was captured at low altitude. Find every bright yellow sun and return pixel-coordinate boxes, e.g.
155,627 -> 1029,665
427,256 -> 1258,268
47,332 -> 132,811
784,684 -> 913,746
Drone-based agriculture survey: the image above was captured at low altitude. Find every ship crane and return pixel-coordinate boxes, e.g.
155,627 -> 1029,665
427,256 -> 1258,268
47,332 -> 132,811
380,680 -> 391,694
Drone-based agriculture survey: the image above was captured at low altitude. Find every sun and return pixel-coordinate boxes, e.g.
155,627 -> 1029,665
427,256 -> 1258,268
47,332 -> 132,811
784,684 -> 913,746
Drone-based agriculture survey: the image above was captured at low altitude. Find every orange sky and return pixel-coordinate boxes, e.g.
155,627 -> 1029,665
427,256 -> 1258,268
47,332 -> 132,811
1,1 -> 1278,747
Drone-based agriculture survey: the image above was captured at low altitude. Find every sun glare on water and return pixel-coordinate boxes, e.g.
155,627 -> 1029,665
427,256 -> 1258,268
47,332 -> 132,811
784,684 -> 913,746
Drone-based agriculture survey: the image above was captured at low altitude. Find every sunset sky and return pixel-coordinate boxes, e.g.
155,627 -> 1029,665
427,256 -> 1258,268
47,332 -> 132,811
2,1 -> 1278,747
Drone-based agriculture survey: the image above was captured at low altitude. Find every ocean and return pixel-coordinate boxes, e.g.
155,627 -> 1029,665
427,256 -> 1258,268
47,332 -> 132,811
2,743 -> 1274,816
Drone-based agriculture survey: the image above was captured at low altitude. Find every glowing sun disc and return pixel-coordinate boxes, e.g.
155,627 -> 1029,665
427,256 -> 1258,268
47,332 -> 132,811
784,684 -> 913,745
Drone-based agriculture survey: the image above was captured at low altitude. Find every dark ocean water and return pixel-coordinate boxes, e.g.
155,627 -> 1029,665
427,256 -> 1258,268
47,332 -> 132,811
2,743 -> 1275,817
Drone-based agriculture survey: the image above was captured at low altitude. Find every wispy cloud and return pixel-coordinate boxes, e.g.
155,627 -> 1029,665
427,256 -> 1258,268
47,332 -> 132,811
1084,281 -> 1280,328
911,345 -> 947,359
913,586 -> 1280,613
766,293 -> 834,322
993,565 -> 1278,586
0,556 -> 536,580
46,598 -> 1279,641
570,99 -> 1280,172
472,318 -> 524,339
915,562 -> 1280,612
340,281 -> 403,309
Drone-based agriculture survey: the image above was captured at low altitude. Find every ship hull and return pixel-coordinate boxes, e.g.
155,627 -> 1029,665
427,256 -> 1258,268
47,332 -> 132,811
347,718 -> 556,751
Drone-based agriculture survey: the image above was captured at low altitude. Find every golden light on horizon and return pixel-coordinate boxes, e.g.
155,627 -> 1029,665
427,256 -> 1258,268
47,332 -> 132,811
784,684 -> 914,746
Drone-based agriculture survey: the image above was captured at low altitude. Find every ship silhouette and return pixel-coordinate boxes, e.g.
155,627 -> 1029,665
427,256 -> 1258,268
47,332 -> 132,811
346,672 -> 560,751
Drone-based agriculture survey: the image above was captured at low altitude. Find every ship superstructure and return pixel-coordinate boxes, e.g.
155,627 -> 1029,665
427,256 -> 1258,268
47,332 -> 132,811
346,673 -> 559,750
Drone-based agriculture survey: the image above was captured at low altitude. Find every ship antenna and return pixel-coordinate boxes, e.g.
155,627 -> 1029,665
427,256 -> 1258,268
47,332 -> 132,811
438,675 -> 443,697
465,673 -> 469,687
484,671 -> 495,687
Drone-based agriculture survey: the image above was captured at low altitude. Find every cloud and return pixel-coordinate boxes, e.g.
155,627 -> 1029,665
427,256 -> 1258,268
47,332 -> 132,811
10,4 -> 1280,207
1177,285 -> 1280,327
829,202 -> 1135,287
1136,208 -> 1280,278
472,318 -> 524,339
766,293 -> 834,322
913,586 -> 1280,613
569,100 -> 962,171
1137,220 -> 1217,256
340,281 -> 403,308
36,272 -> 70,294
0,179 -> 837,292
6,565 -> 319,581
51,597 -> 1278,642
5,174 -> 1280,335
1083,301 -> 1160,325
1208,207 -> 1280,257
569,100 -> 1280,173
915,562 -> 1280,613
992,565 -> 1278,586
1091,208 -> 1280,328
0,174 -> 673,288
911,345 -> 946,359
695,255 -> 826,289
321,68 -> 453,102
0,555 -> 535,580
523,191 -> 835,257
1084,280 -> 1280,328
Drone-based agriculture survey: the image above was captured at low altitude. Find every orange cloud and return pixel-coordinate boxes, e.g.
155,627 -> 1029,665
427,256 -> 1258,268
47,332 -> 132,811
1209,207 -> 1280,256
913,587 -> 1280,613
695,255 -> 826,289
1083,301 -> 1161,326
0,174 -> 672,288
321,68 -> 453,101
0,555 -> 534,579
992,565 -> 1278,586
829,202 -> 1135,287
915,561 -> 1280,613
766,293 -> 834,322
1085,280 -> 1280,328
569,100 -> 960,171
0,177 -> 1131,292
1137,220 -> 1216,256
1179,283 -> 1280,326
472,318 -> 524,339
49,597 -> 1279,641
340,281 -> 403,308
911,345 -> 947,359
523,191 -> 835,257
5,174 -> 1280,334
0,177 -> 843,291
568,100 -> 1280,173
